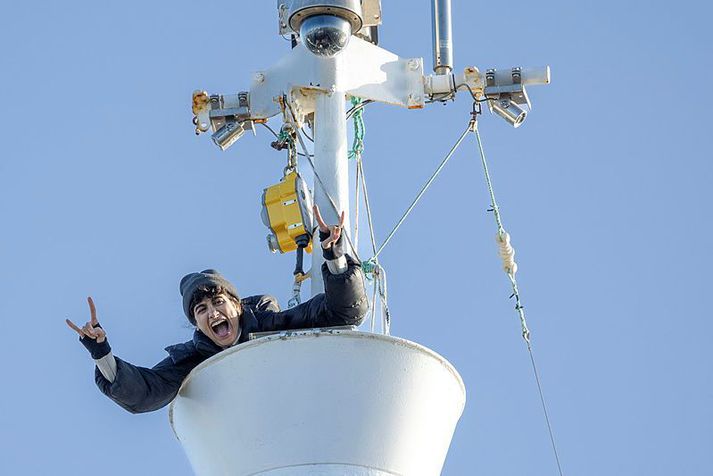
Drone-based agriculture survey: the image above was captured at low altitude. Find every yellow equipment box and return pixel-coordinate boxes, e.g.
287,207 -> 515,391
261,171 -> 314,254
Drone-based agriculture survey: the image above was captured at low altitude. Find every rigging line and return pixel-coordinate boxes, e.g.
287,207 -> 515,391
347,103 -> 389,334
376,265 -> 391,335
358,156 -> 379,257
283,100 -> 361,262
356,154 -> 388,334
354,157 -> 361,250
369,272 -> 378,333
372,122 -> 472,260
358,160 -> 392,335
473,124 -> 505,234
529,345 -> 565,476
472,121 -> 563,476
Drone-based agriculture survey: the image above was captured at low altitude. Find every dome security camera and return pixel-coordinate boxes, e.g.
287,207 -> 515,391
288,0 -> 363,57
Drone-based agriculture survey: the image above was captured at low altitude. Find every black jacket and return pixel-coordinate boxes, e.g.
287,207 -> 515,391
95,258 -> 367,413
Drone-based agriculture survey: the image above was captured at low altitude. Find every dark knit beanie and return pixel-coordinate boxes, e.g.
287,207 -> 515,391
179,269 -> 240,324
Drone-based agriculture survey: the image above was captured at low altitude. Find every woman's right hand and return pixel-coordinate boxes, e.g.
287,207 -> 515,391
66,297 -> 111,360
66,296 -> 106,343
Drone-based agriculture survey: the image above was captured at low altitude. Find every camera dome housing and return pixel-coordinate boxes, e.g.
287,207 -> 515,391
299,14 -> 351,57
288,0 -> 363,57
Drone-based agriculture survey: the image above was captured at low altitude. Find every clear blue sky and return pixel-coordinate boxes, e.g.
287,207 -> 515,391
1,1 -> 711,475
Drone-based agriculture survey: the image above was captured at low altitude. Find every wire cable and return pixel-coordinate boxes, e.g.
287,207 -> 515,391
371,122 -> 471,260
529,345 -> 565,476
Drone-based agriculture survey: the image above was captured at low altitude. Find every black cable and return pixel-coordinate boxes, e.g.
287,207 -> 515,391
259,122 -> 313,158
346,99 -> 374,120
260,122 -> 280,139
301,127 -> 314,143
426,92 -> 456,103
426,84 -> 497,104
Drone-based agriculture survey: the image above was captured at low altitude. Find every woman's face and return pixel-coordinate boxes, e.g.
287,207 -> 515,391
193,293 -> 241,348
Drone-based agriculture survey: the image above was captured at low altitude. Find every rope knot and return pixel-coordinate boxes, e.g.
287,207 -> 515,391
361,258 -> 378,280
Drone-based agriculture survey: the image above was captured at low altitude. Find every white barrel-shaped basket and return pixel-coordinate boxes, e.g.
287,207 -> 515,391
169,330 -> 465,476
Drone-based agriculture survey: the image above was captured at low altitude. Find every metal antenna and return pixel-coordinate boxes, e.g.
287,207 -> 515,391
431,0 -> 454,74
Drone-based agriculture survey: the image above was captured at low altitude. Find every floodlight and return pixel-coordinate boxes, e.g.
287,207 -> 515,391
489,98 -> 527,128
485,67 -> 540,128
192,91 -> 253,151
212,120 -> 248,151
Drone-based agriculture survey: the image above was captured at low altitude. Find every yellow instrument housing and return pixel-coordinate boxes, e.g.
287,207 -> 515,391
261,171 -> 314,254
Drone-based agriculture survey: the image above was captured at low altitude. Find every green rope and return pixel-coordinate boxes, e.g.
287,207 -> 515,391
361,258 -> 377,280
277,127 -> 297,170
473,122 -> 505,237
472,119 -> 564,476
348,97 -> 365,160
473,121 -> 529,343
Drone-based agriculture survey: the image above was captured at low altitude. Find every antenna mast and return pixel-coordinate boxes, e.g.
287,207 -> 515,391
183,3 -> 553,473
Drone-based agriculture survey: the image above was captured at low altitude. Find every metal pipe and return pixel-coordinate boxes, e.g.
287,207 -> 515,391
431,0 -> 453,74
489,66 -> 551,86
311,91 -> 349,296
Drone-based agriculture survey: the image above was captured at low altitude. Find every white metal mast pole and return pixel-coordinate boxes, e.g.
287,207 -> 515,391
311,89 -> 349,296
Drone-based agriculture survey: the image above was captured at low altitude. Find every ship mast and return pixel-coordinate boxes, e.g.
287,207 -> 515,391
181,2 -> 553,474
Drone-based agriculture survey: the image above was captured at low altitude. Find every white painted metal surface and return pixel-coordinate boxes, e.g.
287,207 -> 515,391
170,331 -> 466,476
249,37 -> 425,121
311,90 -> 349,295
490,66 -> 551,86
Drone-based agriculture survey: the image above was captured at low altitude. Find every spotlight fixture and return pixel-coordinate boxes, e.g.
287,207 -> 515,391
193,91 -> 254,151
489,97 -> 527,128
485,67 -> 534,128
212,120 -> 249,151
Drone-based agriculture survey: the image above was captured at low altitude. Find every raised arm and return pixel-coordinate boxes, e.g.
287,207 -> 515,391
93,354 -> 200,414
66,297 -> 116,381
67,297 -> 198,414
257,206 -> 368,331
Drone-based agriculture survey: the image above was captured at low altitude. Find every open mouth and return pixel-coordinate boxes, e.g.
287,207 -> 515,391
210,318 -> 232,339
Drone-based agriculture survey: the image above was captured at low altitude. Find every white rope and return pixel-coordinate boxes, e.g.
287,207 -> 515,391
287,279 -> 302,309
354,158 -> 362,250
355,129 -> 389,335
497,232 -> 518,276
375,264 -> 391,335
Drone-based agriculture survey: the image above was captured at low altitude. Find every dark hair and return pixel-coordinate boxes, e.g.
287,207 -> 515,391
188,285 -> 241,325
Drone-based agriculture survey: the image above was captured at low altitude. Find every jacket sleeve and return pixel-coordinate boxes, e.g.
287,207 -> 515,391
258,256 -> 368,331
242,294 -> 281,313
94,354 -> 201,414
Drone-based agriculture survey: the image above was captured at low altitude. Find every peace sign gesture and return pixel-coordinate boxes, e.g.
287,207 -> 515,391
313,205 -> 345,250
66,297 -> 107,343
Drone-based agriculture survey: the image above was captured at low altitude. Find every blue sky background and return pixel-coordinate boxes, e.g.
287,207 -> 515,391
1,1 -> 711,475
